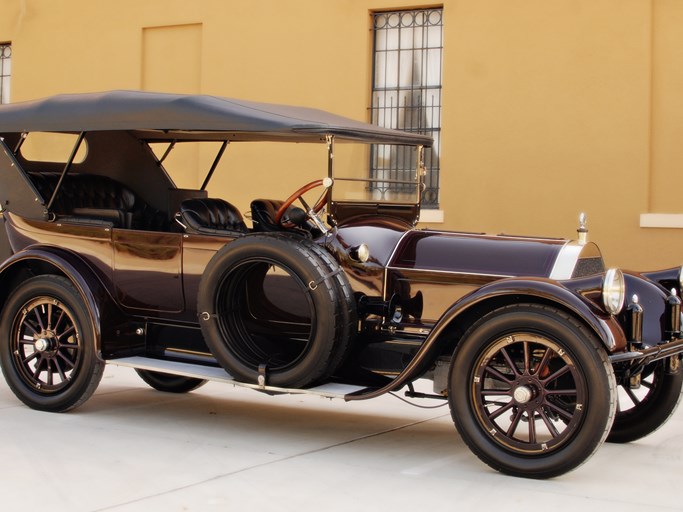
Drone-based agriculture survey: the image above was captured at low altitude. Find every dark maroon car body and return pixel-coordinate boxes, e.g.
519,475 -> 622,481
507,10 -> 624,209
0,91 -> 681,478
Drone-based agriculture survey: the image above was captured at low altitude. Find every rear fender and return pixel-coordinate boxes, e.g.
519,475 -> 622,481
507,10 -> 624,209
0,247 -> 118,358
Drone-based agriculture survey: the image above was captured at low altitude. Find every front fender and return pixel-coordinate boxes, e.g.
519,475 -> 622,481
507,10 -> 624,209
346,277 -> 625,401
435,277 -> 625,352
0,247 -> 116,357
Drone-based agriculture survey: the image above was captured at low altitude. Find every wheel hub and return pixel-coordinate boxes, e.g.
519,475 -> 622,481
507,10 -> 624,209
513,385 -> 534,404
34,336 -> 56,353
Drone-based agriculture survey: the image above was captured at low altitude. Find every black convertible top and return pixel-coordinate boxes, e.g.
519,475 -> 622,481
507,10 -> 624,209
0,90 -> 433,146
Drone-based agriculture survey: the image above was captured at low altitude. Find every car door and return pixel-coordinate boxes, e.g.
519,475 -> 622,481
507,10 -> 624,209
112,229 -> 184,313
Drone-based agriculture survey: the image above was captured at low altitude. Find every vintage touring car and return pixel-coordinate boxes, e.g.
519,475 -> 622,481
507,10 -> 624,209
0,91 -> 681,478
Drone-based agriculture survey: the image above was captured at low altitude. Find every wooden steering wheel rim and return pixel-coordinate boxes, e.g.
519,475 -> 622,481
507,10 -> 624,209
274,179 -> 328,225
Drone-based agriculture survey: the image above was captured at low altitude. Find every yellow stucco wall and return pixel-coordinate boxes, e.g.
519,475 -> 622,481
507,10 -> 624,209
0,0 -> 682,270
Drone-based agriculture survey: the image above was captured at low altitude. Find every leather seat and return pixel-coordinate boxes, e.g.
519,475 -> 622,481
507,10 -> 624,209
29,172 -> 144,228
178,197 -> 247,235
250,198 -> 284,232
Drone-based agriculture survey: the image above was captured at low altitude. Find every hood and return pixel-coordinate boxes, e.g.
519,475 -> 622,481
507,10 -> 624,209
388,230 -> 605,280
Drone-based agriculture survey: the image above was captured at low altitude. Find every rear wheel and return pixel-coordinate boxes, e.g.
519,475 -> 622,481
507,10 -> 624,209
135,369 -> 207,393
0,275 -> 104,412
449,304 -> 616,478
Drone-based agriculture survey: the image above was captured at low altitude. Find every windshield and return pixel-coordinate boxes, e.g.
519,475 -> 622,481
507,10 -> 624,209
333,143 -> 422,205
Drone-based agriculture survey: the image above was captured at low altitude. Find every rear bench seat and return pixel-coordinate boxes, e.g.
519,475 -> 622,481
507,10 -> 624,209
29,172 -> 166,230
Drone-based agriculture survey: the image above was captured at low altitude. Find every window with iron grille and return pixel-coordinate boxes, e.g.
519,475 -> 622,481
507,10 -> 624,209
0,43 -> 10,104
370,9 -> 442,208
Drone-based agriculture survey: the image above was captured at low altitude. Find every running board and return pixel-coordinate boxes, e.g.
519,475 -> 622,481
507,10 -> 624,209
108,356 -> 366,400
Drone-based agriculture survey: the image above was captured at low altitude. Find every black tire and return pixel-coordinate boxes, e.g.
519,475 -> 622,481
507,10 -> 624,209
198,234 -> 352,388
0,275 -> 104,412
269,233 -> 357,374
607,360 -> 683,443
135,369 -> 207,393
448,304 -> 616,479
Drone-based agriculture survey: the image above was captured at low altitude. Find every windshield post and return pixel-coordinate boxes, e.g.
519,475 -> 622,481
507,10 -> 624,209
326,134 -> 334,178
416,144 -> 426,211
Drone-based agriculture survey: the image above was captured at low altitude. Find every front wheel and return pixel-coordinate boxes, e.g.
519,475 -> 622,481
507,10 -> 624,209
0,275 -> 104,412
607,360 -> 683,443
448,304 -> 616,478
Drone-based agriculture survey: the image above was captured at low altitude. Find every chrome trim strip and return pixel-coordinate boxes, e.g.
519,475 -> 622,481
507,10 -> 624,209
549,241 -> 584,280
386,266 -> 514,279
384,229 -> 415,300
416,229 -> 565,243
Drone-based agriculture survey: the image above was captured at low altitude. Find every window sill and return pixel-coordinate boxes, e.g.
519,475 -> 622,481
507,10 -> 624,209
640,213 -> 683,229
419,209 -> 444,223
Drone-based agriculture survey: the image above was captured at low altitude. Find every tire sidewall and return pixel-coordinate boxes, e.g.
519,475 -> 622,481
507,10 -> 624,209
449,305 -> 616,478
0,275 -> 102,412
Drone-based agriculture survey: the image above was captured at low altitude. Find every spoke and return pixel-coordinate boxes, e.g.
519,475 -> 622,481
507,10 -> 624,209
541,364 -> 571,386
641,380 -> 654,390
53,358 -> 67,383
545,389 -> 578,397
22,351 -> 39,365
46,303 -> 53,331
528,410 -> 537,444
506,408 -> 525,437
32,358 -> 46,380
57,325 -> 75,341
483,365 -> 514,385
539,408 -> 561,438
22,321 -> 39,336
33,308 -> 45,332
487,400 -> 515,421
53,309 -> 66,333
500,347 -> 521,377
534,347 -> 552,376
624,386 -> 641,406
544,401 -> 574,422
481,389 -> 512,397
57,350 -> 76,369
46,360 -> 54,386
523,341 -> 530,375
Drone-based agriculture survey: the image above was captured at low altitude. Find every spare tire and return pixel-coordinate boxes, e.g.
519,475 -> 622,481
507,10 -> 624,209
270,233 -> 357,375
198,234 -> 354,388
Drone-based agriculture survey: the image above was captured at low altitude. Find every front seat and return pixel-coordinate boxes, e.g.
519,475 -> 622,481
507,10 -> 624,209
250,198 -> 285,232
177,198 -> 248,235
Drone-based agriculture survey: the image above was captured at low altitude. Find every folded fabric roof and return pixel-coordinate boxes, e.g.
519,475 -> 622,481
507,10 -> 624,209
0,90 -> 433,146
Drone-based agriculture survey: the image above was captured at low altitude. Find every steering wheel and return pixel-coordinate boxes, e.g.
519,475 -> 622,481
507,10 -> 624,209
274,178 -> 331,226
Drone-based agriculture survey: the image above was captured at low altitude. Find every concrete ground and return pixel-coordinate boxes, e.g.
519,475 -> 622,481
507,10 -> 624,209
0,364 -> 681,512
